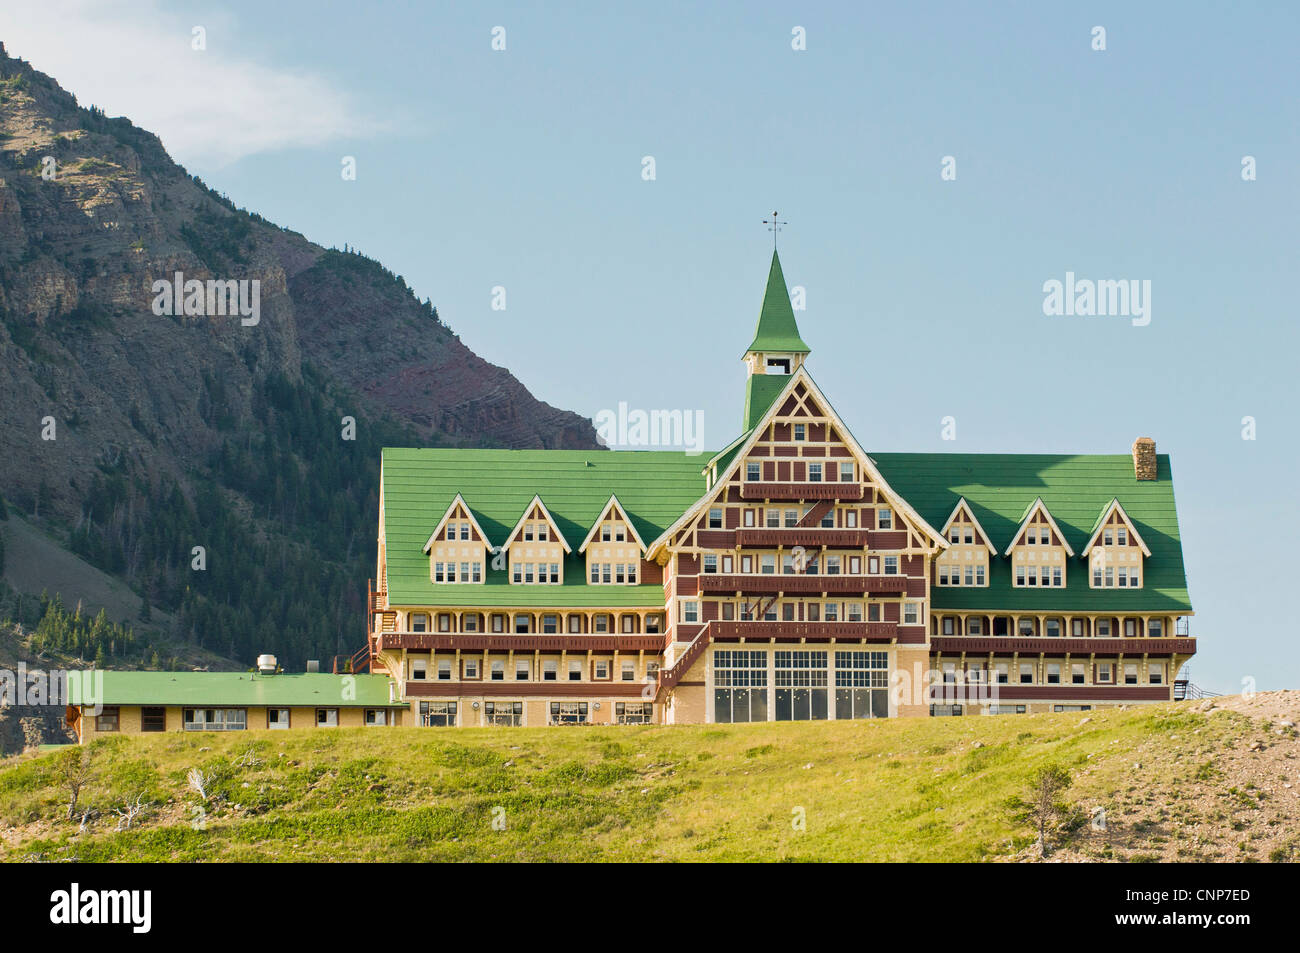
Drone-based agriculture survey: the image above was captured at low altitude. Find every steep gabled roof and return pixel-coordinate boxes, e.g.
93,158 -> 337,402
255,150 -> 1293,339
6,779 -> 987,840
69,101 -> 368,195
422,492 -> 493,552
871,453 -> 1191,613
937,497 -> 997,554
381,448 -> 707,607
646,365 -> 947,559
501,495 -> 574,553
744,250 -> 810,355
1081,497 -> 1152,557
1003,497 -> 1076,557
577,494 -> 647,553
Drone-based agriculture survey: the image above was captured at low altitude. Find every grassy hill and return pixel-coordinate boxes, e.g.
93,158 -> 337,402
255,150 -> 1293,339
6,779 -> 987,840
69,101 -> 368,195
1,698 -> 1296,862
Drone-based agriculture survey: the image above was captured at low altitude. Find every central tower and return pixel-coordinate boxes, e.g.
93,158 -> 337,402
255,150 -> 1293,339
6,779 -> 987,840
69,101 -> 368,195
742,250 -> 810,429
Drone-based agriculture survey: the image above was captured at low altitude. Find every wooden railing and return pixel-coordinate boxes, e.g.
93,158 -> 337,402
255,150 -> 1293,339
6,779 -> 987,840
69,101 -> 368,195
698,573 -> 909,595
733,528 -> 872,547
710,620 -> 899,641
929,637 -> 1197,656
656,622 -> 713,698
739,482 -> 864,501
377,633 -> 664,652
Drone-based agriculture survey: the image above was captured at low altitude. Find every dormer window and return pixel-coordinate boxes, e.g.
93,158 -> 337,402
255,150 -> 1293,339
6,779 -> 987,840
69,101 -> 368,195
601,525 -> 611,542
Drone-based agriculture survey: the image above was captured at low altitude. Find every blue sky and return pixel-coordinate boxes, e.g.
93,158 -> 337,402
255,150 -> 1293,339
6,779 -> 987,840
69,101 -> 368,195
5,1 -> 1297,690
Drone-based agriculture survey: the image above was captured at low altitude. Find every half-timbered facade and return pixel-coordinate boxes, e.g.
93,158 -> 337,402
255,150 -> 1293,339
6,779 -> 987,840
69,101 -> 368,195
369,252 -> 1196,726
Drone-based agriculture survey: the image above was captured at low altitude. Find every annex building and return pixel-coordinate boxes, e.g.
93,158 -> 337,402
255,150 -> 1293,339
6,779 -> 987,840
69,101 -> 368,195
368,251 -> 1198,727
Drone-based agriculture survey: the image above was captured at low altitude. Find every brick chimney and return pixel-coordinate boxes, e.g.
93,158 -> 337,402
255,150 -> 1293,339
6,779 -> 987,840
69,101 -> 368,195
1132,437 -> 1157,481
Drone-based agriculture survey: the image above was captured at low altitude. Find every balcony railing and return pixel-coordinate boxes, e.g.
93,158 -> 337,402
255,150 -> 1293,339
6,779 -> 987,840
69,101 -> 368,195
929,636 -> 1197,656
733,528 -> 873,548
710,620 -> 899,642
927,684 -> 1173,702
739,482 -> 864,501
377,633 -> 664,652
698,573 -> 909,595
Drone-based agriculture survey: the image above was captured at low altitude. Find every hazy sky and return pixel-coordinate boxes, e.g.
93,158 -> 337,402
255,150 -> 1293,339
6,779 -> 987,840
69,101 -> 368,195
4,1 -> 1297,690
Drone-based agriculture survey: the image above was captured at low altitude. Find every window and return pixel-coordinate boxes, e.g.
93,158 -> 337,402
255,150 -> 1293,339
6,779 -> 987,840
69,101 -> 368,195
568,660 -> 583,681
1045,619 -> 1061,638
492,614 -> 505,633
835,651 -> 889,719
267,708 -> 290,729
141,706 -> 166,732
903,602 -> 921,625
184,708 -> 247,731
883,556 -> 898,575
1018,618 -> 1035,636
1117,527 -> 1128,545
543,661 -> 558,681
743,509 -> 756,527
646,614 -> 662,633
1097,663 -> 1113,684
746,462 -> 760,482
703,554 -> 718,574
419,701 -> 456,727
485,701 -> 523,726
930,705 -> 963,717
514,614 -> 530,633
463,658 -> 480,679
1071,663 -> 1086,685
1015,566 -> 1026,586
411,659 -> 427,680
1124,663 -> 1138,685
1054,705 -> 1093,713
1046,663 -> 1061,684
1103,529 -> 1113,546
766,509 -> 780,528
808,463 -> 822,482
708,507 -> 723,528
594,659 -> 610,680
437,659 -> 451,680
515,659 -> 531,681
986,705 -> 1026,715
846,510 -> 858,529
877,507 -> 892,529
840,462 -> 854,482
995,662 -> 1009,684
464,613 -> 479,632
411,613 -> 428,633
622,660 -> 636,681
594,614 -> 609,633
1149,619 -> 1163,637
1019,663 -> 1034,684
785,508 -> 799,527
550,702 -> 589,725
316,709 -> 338,727
968,617 -> 983,635
365,709 -> 390,727
601,524 -> 612,542
1072,618 -> 1085,636
713,650 -> 769,723
543,614 -> 558,634
1125,619 -> 1137,637
794,423 -> 806,441
942,617 -> 955,635
1148,663 -> 1164,685
1097,619 -> 1112,637
615,702 -> 652,725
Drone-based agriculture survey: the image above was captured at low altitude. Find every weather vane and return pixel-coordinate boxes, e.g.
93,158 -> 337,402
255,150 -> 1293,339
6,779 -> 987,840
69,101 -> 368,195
762,210 -> 787,249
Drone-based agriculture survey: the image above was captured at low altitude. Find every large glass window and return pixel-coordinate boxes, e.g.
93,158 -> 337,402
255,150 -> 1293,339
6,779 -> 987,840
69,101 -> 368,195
419,701 -> 456,727
184,708 -> 247,731
834,651 -> 889,719
550,702 -> 589,725
485,701 -> 523,726
615,702 -> 652,724
775,651 -> 828,721
713,650 -> 768,723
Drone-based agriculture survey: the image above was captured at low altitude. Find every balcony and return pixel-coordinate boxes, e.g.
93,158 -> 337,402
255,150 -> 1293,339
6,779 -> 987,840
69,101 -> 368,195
711,620 -> 899,642
739,481 -> 864,501
929,636 -> 1197,657
377,633 -> 664,652
697,573 -> 908,595
928,684 -> 1173,703
733,528 -> 873,548
406,681 -> 651,698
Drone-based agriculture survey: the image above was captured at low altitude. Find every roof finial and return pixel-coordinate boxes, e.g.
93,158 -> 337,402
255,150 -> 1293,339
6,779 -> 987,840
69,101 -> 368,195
762,210 -> 787,249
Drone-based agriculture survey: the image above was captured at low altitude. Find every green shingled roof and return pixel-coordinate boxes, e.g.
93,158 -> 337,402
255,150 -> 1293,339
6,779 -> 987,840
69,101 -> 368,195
744,250 -> 810,355
86,672 -> 403,707
871,453 -> 1191,613
743,374 -> 789,431
382,449 -> 710,607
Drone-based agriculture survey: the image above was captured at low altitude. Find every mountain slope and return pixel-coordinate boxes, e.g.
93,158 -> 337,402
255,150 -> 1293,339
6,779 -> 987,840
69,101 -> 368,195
0,42 -> 600,667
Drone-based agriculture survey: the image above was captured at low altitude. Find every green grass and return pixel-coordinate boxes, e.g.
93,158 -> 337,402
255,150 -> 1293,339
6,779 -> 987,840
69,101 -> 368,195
0,704 -> 1258,862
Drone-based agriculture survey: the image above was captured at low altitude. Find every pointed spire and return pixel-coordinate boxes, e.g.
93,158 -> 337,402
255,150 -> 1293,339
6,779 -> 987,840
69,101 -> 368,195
745,250 -> 810,355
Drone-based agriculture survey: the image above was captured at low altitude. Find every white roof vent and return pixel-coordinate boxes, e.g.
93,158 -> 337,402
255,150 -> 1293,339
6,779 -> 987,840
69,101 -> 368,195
256,654 -> 278,674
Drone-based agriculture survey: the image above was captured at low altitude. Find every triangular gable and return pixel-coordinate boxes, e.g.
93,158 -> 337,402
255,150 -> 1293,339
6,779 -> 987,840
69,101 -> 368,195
501,495 -> 573,553
422,493 -> 492,553
1003,497 -> 1076,557
1080,498 -> 1152,558
577,494 -> 647,554
938,497 -> 997,554
646,366 -> 947,559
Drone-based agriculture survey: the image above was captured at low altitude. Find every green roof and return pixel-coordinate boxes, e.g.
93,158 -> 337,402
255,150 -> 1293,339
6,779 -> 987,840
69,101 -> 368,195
382,449 -> 710,606
871,453 -> 1191,613
84,672 -> 403,707
743,374 -> 788,431
744,250 -> 810,355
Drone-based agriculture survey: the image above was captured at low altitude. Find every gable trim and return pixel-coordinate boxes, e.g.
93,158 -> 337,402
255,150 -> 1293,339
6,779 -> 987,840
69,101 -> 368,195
937,497 -> 998,555
422,493 -> 493,553
1002,497 -> 1076,557
501,495 -> 574,553
1080,498 -> 1152,558
577,494 -> 648,554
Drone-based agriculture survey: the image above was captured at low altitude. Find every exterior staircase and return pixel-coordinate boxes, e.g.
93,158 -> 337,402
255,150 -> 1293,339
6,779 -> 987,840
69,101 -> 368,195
656,622 -> 713,700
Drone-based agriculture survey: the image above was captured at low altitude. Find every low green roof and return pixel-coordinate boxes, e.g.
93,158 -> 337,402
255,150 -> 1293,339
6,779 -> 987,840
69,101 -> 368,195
871,453 -> 1191,613
84,672 -> 403,707
744,250 -> 810,354
382,449 -> 710,606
